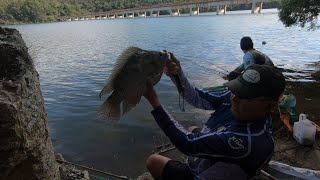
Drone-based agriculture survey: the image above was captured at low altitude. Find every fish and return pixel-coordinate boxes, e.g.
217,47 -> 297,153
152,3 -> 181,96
99,47 -> 169,121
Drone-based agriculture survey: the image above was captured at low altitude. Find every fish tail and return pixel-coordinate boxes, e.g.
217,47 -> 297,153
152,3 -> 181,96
122,95 -> 142,116
99,93 -> 122,121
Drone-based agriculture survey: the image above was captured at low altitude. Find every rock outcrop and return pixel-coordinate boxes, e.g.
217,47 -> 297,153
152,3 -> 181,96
0,27 -> 60,179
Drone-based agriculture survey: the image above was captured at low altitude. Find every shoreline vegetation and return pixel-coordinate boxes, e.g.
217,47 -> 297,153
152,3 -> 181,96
0,0 -> 280,25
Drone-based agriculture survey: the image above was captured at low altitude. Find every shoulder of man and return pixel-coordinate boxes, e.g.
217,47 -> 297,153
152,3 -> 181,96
250,50 -> 267,65
252,50 -> 275,66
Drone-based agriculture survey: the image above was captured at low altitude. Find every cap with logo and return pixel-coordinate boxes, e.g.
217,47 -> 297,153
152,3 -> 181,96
224,65 -> 285,100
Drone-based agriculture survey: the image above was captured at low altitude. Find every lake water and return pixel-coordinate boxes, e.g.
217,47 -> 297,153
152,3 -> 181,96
7,9 -> 320,178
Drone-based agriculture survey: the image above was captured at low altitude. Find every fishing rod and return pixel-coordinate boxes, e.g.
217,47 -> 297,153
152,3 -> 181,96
197,64 -> 228,77
212,64 -> 230,74
56,159 -> 130,180
229,51 -> 242,64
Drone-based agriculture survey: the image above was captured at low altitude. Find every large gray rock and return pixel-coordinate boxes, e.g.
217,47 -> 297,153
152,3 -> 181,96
0,27 -> 60,179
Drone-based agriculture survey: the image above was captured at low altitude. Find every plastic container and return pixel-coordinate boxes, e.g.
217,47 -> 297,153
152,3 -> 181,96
293,114 -> 316,145
279,94 -> 296,112
278,94 -> 299,122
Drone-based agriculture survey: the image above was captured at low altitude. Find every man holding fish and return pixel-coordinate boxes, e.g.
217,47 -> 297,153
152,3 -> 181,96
143,53 -> 285,179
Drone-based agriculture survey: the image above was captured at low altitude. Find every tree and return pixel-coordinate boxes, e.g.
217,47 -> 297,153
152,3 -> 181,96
20,0 -> 46,23
278,0 -> 320,30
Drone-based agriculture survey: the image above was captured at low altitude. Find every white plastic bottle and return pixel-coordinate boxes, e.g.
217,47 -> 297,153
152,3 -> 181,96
293,114 -> 316,145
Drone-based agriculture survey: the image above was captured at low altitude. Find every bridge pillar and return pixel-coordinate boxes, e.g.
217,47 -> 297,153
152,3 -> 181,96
127,13 -> 131,18
169,9 -> 173,16
258,2 -> 263,13
251,0 -> 256,14
138,12 -> 146,17
223,5 -> 227,15
189,8 -> 198,16
170,9 -> 180,16
197,7 -> 199,16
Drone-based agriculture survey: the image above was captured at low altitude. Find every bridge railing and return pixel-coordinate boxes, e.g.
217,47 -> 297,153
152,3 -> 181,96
57,0 -> 279,19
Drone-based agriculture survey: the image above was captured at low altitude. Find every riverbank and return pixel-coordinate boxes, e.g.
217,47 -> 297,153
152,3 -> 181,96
284,65 -> 320,124
271,65 -> 320,172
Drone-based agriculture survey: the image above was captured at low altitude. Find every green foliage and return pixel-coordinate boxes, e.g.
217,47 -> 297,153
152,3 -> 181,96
0,0 -> 280,24
278,0 -> 320,30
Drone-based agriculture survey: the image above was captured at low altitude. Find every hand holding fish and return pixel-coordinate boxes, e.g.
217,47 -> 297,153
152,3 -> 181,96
164,53 -> 181,76
143,79 -> 161,109
222,75 -> 229,80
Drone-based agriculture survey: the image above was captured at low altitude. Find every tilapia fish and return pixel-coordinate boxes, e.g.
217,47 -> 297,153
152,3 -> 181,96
99,47 -> 169,121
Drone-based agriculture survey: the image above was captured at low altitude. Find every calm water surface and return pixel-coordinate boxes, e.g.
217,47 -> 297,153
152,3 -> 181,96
8,9 -> 320,178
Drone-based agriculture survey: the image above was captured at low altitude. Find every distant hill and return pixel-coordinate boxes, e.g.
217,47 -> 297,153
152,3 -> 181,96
0,0 -> 280,24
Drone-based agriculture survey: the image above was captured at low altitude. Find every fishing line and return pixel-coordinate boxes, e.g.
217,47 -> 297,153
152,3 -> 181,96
178,91 -> 185,112
166,52 -> 229,112
165,52 -> 185,112
171,74 -> 185,112
228,51 -> 242,64
212,64 -> 230,73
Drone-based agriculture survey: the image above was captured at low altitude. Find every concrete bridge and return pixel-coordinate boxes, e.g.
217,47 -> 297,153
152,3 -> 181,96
57,0 -> 280,21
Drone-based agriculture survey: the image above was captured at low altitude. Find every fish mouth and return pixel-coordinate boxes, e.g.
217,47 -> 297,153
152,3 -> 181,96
160,50 -> 170,60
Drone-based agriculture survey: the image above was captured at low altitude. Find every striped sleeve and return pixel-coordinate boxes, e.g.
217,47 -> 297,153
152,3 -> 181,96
170,69 -> 231,110
151,106 -> 249,159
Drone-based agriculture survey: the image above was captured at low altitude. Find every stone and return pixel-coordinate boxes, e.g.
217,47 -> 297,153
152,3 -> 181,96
0,27 -> 60,179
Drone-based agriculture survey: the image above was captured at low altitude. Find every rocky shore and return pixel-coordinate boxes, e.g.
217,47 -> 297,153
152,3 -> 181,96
0,27 -> 89,180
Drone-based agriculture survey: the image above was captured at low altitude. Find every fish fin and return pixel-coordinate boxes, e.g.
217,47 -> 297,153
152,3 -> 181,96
99,47 -> 142,98
115,47 -> 141,71
122,96 -> 141,115
151,72 -> 163,85
134,84 -> 146,97
99,93 -> 122,121
99,82 -> 114,98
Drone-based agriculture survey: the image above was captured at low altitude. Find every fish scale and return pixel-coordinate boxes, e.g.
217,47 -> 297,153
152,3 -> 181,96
99,47 -> 169,121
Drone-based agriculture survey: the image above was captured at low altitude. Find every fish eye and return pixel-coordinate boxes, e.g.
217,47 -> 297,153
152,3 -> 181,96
159,52 -> 163,56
